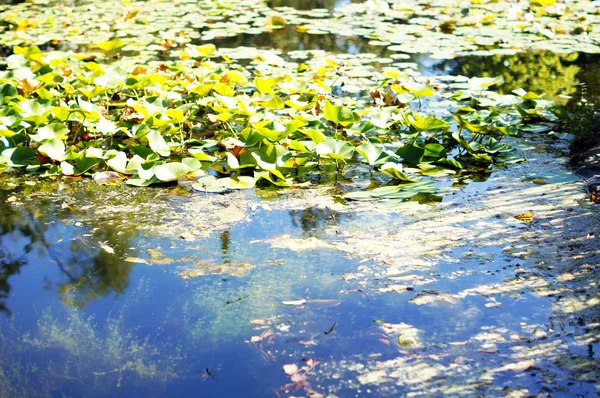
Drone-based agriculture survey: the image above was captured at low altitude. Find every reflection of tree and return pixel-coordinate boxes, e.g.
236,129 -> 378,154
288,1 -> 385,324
57,224 -> 136,308
289,206 -> 346,236
0,193 -> 41,315
0,301 -> 182,397
267,0 -> 361,10
568,52 -> 600,107
268,0 -> 332,9
207,27 -> 388,59
437,51 -> 581,99
0,185 -> 140,314
220,230 -> 231,263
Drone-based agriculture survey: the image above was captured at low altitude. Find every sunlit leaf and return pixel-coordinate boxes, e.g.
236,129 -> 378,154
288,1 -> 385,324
356,141 -> 385,166
146,130 -> 171,157
380,162 -> 414,181
95,38 -> 126,52
107,151 -> 128,174
154,162 -> 191,182
403,82 -> 434,97
324,100 -> 358,127
316,138 -> 355,160
38,138 -> 66,161
468,76 -> 504,91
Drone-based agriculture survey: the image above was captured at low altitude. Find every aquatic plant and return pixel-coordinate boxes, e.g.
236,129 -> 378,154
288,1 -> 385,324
0,45 -> 561,196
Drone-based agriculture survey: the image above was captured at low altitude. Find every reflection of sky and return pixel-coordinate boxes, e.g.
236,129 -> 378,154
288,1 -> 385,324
1,0 -> 600,395
0,197 -> 568,396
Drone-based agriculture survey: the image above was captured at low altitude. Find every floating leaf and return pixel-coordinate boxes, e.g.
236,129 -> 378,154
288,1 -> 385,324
468,76 -> 504,91
146,130 -> 171,157
344,180 -> 438,201
403,82 -> 434,97
380,162 -> 414,182
38,138 -> 66,161
324,100 -> 359,127
107,151 -> 128,174
95,38 -> 125,52
514,212 -> 534,223
154,162 -> 191,182
356,141 -> 385,166
316,138 -> 355,160
3,147 -> 37,167
31,123 -> 69,142
74,153 -> 101,174
396,145 -> 424,165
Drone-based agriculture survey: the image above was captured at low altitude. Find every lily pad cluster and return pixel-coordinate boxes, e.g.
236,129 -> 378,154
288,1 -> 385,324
321,0 -> 600,57
0,43 -> 561,192
0,0 -> 598,68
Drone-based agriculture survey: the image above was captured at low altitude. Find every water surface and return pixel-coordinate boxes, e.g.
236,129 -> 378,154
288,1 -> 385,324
1,0 -> 600,396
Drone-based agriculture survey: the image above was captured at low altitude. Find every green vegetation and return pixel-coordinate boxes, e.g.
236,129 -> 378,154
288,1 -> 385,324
1,0 -> 596,198
0,45 -> 562,196
1,0 -> 600,396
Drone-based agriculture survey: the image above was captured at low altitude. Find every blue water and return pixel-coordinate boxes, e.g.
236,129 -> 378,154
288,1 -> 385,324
2,0 -> 600,394
0,180 -> 577,397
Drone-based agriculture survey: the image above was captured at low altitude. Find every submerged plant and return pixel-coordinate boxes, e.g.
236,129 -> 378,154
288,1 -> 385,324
0,294 -> 184,397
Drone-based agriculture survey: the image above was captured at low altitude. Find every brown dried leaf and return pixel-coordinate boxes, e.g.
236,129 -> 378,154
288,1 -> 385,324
259,330 -> 274,340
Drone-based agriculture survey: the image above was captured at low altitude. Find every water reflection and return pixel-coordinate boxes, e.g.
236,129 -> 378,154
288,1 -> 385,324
435,50 -> 600,102
0,192 -> 32,315
268,0 -> 359,11
571,52 -> 600,106
289,207 -> 342,236
0,183 -> 159,314
57,224 -> 136,308
220,230 -> 231,263
1,175 -> 599,396
204,28 -> 600,110
0,188 -> 70,315
208,27 -> 390,58
0,1 -> 599,396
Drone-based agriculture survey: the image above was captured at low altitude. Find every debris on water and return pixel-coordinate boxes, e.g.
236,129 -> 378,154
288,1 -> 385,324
514,212 -> 535,223
92,171 -> 122,184
124,257 -> 148,264
256,235 -> 336,251
282,299 -> 307,306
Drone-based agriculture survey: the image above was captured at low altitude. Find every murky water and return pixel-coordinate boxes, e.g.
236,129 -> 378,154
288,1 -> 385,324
2,0 -> 600,397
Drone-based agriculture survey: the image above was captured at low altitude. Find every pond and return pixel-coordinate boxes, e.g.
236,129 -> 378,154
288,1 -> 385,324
1,0 -> 600,397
